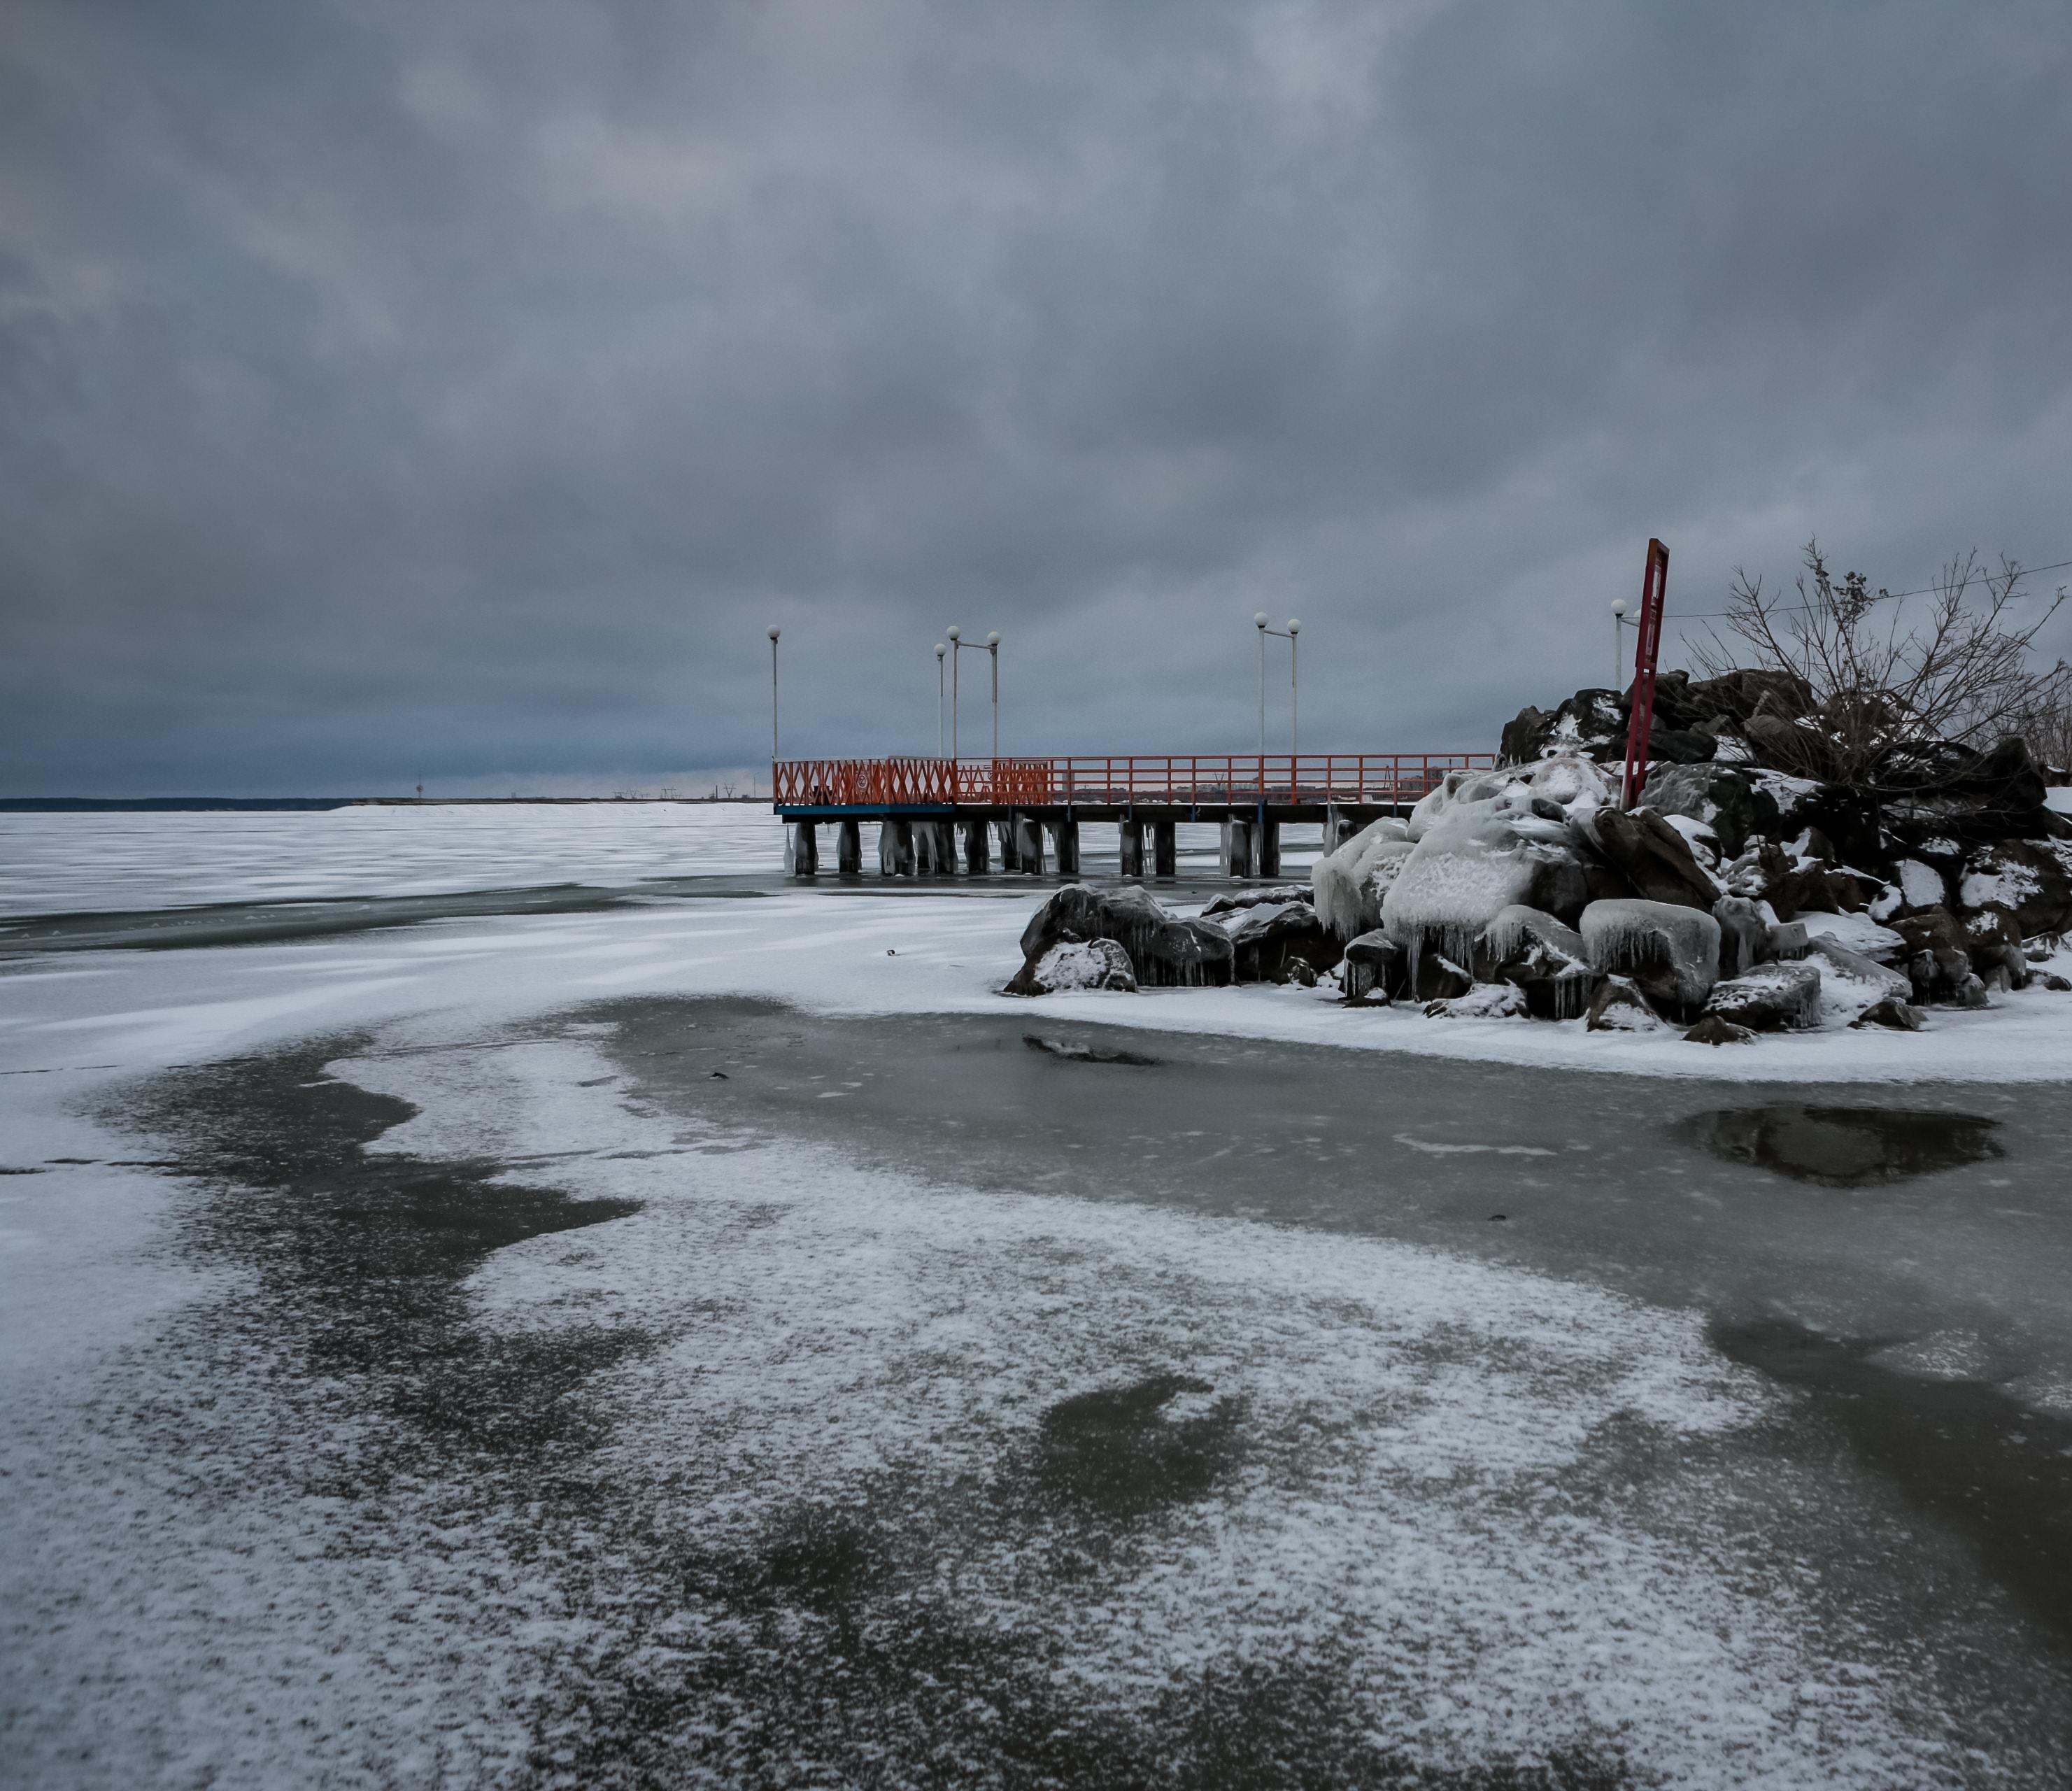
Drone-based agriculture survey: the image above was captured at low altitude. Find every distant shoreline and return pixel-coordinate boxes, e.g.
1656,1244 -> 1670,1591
0,796 -> 768,812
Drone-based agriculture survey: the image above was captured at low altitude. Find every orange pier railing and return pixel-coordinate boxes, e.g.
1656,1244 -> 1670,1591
772,753 -> 1493,809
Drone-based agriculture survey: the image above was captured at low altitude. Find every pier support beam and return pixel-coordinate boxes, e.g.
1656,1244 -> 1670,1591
1325,804 -> 1358,851
996,815 -> 1021,872
1049,819 -> 1080,877
960,817 -> 991,874
1014,814 -> 1046,875
837,819 -> 862,875
1257,814 -> 1281,879
1221,816 -> 1256,879
1152,821 -> 1177,879
1118,819 -> 1144,877
785,820 -> 818,877
879,817 -> 915,876
914,820 -> 955,876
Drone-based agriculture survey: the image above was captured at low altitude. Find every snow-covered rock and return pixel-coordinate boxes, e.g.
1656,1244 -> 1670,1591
1013,884 -> 1232,991
1581,898 -> 1722,1021
1012,940 -> 1137,995
1702,962 -> 1822,1031
1424,982 -> 1527,1021
1806,936 -> 1912,1021
1641,764 -> 1769,859
1659,813 -> 1722,869
1799,910 -> 1906,965
1585,975 -> 1670,1033
1869,859 -> 1948,919
1957,840 -> 2072,938
1684,1014 -> 1758,1046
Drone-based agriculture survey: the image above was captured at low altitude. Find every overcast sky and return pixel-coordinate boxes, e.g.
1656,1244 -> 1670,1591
3,0 -> 2069,795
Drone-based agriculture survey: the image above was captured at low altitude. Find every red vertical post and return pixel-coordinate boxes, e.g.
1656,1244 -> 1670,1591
1619,538 -> 1670,809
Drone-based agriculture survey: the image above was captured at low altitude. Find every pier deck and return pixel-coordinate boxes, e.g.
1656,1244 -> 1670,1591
769,753 -> 1495,877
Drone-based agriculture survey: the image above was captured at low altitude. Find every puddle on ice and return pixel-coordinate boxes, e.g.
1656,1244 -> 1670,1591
1677,1104 -> 2005,1187
1035,1373 -> 1241,1514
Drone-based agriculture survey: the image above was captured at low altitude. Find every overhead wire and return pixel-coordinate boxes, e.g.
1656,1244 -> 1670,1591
1666,554 -> 2072,623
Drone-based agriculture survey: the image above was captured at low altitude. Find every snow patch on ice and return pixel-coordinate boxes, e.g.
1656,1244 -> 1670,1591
1393,1133 -> 1555,1157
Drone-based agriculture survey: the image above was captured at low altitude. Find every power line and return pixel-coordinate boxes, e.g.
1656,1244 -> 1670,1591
1667,554 -> 2072,623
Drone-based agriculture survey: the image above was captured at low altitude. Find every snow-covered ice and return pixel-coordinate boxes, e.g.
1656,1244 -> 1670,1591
6,804 -> 2072,1785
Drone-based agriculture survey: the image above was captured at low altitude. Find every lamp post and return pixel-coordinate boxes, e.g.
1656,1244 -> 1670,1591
1288,619 -> 1300,759
946,625 -> 962,761
1253,615 -> 1300,756
1254,614 -> 1270,754
767,625 -> 781,771
1610,598 -> 1628,690
935,642 -> 947,756
988,632 -> 1000,760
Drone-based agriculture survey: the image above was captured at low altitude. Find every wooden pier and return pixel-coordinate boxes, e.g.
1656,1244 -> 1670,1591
769,752 -> 1494,878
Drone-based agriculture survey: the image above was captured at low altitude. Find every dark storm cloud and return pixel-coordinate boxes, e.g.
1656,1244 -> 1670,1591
3,0 -> 2070,793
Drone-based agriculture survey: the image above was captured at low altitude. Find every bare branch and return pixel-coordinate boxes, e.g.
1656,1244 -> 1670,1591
1698,540 -> 2069,791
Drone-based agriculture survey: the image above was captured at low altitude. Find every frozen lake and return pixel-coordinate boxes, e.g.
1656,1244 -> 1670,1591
0,804 -> 1294,918
3,805 -> 2071,1785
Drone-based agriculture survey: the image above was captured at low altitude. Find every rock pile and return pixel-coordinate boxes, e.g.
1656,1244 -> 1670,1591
1311,667 -> 2072,1039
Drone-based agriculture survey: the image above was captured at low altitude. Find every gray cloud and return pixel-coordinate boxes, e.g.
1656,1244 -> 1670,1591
4,0 -> 2070,793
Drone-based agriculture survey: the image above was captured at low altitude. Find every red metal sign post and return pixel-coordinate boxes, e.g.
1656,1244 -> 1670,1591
1619,537 -> 1670,809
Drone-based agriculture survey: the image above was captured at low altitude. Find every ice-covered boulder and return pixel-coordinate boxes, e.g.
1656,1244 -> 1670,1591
1008,940 -> 1137,996
1340,928 -> 1405,1005
1582,806 -> 1719,910
1580,898 -> 1722,1021
1220,898 -> 1343,984
1524,753 -> 1615,812
1013,884 -> 1232,990
1310,818 -> 1413,938
1382,781 -> 1591,972
1201,885 -> 1313,917
1712,896 -> 1773,979
1472,905 -> 1599,1020
1412,951 -> 1474,1003
1701,962 -> 1822,1031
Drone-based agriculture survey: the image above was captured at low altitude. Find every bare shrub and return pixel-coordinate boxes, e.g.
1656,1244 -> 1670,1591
1692,540 -> 2069,790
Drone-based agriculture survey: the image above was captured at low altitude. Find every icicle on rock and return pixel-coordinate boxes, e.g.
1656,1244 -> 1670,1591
1471,905 -> 1600,1021
1382,784 -> 1591,986
1310,817 -> 1413,939
1580,898 -> 1722,1023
